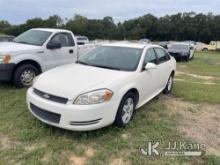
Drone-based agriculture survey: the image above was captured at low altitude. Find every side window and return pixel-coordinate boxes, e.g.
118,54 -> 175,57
50,33 -> 75,47
144,48 -> 157,64
154,48 -> 170,64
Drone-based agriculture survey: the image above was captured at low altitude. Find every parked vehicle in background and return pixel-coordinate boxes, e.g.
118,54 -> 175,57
78,43 -> 99,58
27,43 -> 176,131
183,40 -> 196,46
139,38 -> 150,44
0,34 -> 15,42
168,43 -> 195,61
0,28 -> 96,87
196,42 -> 208,52
208,41 -> 220,51
76,36 -> 89,45
158,41 -> 170,49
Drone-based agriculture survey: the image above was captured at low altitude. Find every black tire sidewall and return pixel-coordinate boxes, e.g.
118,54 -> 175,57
202,48 -> 208,52
114,92 -> 135,128
163,74 -> 174,94
13,64 -> 39,88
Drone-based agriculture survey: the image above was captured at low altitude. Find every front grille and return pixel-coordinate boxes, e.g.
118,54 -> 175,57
30,103 -> 61,124
33,88 -> 68,104
69,119 -> 102,126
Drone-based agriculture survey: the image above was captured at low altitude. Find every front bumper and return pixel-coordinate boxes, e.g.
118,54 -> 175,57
26,88 -> 120,131
0,63 -> 15,81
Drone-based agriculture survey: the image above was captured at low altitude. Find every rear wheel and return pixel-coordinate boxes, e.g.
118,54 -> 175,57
163,73 -> 174,94
13,64 -> 39,88
202,48 -> 208,52
114,92 -> 135,128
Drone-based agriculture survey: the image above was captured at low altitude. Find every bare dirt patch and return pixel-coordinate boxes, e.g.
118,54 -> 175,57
121,133 -> 129,140
174,78 -> 217,85
85,147 -> 96,157
176,71 -> 217,80
0,134 -> 21,149
24,141 -> 47,152
61,147 -> 96,165
69,154 -> 86,165
161,95 -> 220,156
41,151 -> 52,164
109,158 -> 126,165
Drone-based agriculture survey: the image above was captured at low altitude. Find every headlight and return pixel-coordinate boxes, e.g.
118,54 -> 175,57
74,89 -> 113,105
0,55 -> 11,64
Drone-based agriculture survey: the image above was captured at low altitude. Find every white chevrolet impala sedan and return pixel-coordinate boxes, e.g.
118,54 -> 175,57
26,43 -> 176,131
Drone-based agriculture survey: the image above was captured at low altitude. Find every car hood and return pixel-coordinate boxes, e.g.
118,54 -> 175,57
0,42 -> 42,55
34,64 -> 131,100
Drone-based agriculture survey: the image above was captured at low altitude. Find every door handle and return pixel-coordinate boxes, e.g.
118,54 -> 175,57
69,49 -> 74,54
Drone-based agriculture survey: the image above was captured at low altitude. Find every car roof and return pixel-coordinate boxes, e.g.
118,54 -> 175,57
103,42 -> 158,49
170,42 -> 190,46
31,28 -> 72,33
76,36 -> 88,38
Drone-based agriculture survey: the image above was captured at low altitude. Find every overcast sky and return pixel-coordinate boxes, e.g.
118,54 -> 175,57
0,0 -> 219,24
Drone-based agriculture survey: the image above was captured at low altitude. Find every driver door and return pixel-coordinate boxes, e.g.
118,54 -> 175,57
137,48 -> 159,103
45,33 -> 77,70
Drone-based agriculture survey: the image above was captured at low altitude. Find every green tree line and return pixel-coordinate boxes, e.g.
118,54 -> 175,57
0,12 -> 220,43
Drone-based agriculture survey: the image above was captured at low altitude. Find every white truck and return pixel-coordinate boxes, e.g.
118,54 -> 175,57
0,28 -> 97,87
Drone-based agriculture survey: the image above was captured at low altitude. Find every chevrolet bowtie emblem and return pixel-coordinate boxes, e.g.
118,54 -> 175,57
43,94 -> 50,99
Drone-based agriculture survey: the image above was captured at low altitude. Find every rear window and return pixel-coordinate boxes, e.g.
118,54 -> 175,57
169,44 -> 189,51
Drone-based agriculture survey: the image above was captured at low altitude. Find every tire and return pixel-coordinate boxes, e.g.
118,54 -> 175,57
114,92 -> 136,128
185,55 -> 190,61
191,53 -> 195,59
13,64 -> 39,88
202,48 -> 208,52
163,73 -> 174,94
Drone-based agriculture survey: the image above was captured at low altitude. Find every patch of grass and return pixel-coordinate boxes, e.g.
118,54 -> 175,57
203,155 -> 220,165
173,81 -> 220,104
177,52 -> 220,77
173,51 -> 220,104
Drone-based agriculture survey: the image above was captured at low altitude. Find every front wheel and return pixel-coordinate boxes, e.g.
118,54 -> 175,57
13,64 -> 39,88
163,74 -> 174,94
114,92 -> 135,128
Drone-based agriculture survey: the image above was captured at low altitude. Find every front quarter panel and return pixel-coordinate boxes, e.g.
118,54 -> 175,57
10,53 -> 45,71
108,73 -> 141,108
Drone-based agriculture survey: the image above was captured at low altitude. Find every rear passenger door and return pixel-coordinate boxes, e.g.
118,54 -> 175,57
154,48 -> 171,89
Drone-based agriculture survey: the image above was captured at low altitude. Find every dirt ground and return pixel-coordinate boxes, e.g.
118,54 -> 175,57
162,95 -> 220,157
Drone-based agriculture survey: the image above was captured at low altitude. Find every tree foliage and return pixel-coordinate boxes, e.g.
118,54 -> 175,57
0,12 -> 220,43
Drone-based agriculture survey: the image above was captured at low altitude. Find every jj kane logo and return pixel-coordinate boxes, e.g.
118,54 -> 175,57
139,140 -> 206,157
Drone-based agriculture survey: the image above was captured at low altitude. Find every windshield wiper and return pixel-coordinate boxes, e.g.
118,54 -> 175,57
76,61 -> 122,71
76,61 -> 90,66
13,41 -> 31,45
90,64 -> 121,71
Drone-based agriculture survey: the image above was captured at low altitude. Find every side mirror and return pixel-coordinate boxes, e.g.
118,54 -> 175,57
47,42 -> 61,49
145,63 -> 156,70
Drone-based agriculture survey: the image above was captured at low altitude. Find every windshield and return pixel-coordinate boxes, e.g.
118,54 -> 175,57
169,44 -> 189,51
14,30 -> 52,46
77,46 -> 143,71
